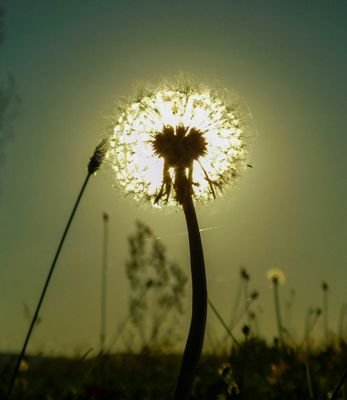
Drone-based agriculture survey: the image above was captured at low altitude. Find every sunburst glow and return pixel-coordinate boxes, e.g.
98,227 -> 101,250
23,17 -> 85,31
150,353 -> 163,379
109,83 -> 248,206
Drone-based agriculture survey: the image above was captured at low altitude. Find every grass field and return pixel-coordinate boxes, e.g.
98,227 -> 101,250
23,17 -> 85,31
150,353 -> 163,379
1,338 -> 346,399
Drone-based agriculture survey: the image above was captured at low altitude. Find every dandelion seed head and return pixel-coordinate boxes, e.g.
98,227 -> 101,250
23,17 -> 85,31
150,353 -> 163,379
267,268 -> 286,286
108,79 -> 250,207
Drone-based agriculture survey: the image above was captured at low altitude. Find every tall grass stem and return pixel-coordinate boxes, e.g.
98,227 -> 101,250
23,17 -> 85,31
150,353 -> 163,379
6,137 -> 108,398
6,173 -> 91,398
208,299 -> 240,348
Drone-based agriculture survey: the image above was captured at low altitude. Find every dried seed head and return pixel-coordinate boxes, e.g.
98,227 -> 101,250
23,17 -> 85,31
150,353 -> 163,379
240,267 -> 250,281
88,138 -> 109,175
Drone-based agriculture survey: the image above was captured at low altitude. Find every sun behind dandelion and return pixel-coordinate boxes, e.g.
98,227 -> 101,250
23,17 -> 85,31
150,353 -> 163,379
109,80 -> 248,207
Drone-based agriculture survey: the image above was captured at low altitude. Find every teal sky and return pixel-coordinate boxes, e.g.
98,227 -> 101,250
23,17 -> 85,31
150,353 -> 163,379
0,0 -> 346,355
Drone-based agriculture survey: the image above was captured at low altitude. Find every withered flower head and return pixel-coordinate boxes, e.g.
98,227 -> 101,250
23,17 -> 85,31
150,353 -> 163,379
88,138 -> 110,175
240,267 -> 250,281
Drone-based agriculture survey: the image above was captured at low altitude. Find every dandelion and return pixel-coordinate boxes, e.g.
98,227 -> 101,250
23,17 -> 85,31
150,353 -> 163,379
7,138 -> 109,399
109,78 -> 250,400
267,267 -> 286,347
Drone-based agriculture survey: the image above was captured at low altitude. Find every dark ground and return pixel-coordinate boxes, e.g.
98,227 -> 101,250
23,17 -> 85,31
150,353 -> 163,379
1,339 -> 346,400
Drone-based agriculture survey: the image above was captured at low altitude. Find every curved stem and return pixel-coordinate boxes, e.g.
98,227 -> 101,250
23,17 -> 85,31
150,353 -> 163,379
7,173 -> 91,399
173,195 -> 207,400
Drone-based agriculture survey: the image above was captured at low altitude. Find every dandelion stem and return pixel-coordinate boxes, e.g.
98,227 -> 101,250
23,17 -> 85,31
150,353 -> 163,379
323,288 -> 329,343
173,194 -> 207,400
273,279 -> 284,347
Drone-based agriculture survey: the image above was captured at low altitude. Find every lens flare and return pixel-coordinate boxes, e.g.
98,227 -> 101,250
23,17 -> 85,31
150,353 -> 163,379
109,82 -> 248,207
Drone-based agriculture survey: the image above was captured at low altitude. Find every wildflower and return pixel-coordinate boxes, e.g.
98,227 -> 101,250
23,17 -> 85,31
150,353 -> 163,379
109,78 -> 251,400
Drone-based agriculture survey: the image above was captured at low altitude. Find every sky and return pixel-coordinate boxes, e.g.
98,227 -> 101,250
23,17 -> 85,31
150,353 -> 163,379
0,0 -> 346,356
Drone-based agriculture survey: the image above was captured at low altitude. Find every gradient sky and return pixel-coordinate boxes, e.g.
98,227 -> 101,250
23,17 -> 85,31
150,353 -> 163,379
1,0 -> 346,355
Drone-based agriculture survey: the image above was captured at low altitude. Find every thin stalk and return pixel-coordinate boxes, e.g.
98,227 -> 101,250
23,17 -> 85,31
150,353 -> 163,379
6,138 -> 108,399
228,279 -> 243,332
253,313 -> 260,337
100,213 -> 109,353
209,299 -> 286,398
273,280 -> 284,347
323,289 -> 328,343
208,299 -> 240,348
244,279 -> 249,326
173,194 -> 207,400
230,297 -> 257,332
331,368 -> 347,400
304,309 -> 312,342
7,173 -> 91,399
304,315 -> 314,400
305,359 -> 314,400
220,278 -> 242,350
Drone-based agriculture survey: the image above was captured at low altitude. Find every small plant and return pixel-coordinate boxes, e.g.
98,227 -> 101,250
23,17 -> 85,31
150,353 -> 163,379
123,220 -> 188,352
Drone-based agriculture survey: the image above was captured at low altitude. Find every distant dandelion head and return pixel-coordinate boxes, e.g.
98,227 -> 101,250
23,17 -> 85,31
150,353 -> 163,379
267,268 -> 286,286
109,79 -> 250,207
